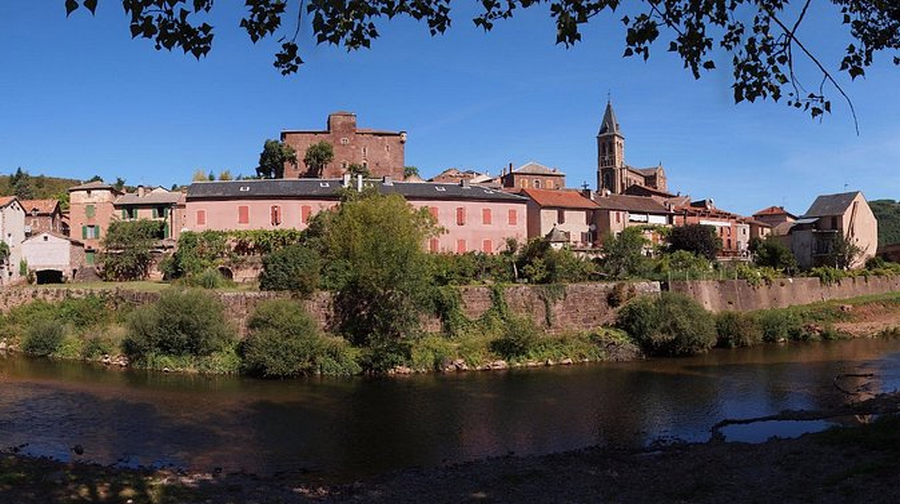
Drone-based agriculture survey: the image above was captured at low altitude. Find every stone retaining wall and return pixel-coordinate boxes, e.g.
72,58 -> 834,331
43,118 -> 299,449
669,276 -> 900,312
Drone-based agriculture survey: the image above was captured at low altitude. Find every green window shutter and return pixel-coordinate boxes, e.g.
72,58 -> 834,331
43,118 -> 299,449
152,208 -> 159,219
82,225 -> 87,239
122,209 -> 127,219
164,224 -> 170,238
96,226 -> 101,239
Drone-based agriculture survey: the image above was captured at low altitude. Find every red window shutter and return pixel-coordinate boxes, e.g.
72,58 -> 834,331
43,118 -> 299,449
196,210 -> 206,226
482,239 -> 493,254
456,207 -> 466,226
482,208 -> 492,225
238,206 -> 249,224
301,205 -> 311,224
429,238 -> 440,253
429,206 -> 439,220
271,206 -> 281,226
456,239 -> 466,253
508,209 -> 517,226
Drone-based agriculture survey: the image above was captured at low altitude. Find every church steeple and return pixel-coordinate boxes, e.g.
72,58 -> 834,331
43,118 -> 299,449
597,99 -> 626,192
598,100 -> 622,137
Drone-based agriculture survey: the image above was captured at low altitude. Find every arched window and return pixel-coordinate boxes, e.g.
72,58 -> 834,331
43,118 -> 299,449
270,205 -> 282,226
534,179 -> 542,189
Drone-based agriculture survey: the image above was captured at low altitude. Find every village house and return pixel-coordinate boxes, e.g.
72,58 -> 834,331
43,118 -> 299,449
113,186 -> 186,242
500,162 -> 566,190
20,232 -> 86,284
753,206 -> 798,237
21,199 -> 65,236
518,188 -> 599,248
790,191 -> 878,269
280,112 -> 407,180
429,168 -> 497,187
184,177 -> 528,255
592,192 -> 674,248
674,199 -> 751,259
0,196 -> 26,285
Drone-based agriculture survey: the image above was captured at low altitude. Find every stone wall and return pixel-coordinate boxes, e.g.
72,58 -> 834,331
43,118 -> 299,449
669,276 -> 900,312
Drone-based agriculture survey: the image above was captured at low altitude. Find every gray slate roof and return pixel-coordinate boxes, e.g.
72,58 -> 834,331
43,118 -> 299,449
187,179 -> 527,203
598,101 -> 621,136
593,194 -> 672,214
803,191 -> 861,218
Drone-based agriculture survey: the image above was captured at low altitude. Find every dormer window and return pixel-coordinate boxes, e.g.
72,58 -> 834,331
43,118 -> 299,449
239,186 -> 250,192
320,182 -> 330,188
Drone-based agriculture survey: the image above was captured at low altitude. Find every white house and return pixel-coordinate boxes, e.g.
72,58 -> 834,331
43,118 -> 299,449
21,232 -> 87,283
0,196 -> 27,285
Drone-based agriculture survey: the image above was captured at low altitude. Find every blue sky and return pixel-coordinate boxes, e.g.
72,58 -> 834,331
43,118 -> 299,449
1,2 -> 898,216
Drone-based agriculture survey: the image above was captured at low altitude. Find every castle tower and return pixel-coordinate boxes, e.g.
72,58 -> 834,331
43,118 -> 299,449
597,100 -> 625,193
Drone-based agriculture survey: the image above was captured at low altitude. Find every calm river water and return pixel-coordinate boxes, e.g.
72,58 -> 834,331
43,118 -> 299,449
2,338 -> 900,480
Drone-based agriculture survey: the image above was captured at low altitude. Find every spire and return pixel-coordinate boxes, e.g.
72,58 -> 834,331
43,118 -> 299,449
598,100 -> 621,136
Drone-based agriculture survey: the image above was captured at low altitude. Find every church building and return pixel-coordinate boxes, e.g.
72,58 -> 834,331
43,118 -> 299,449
597,101 -> 668,195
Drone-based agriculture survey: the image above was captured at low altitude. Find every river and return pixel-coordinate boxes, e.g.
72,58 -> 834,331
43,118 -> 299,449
2,337 -> 900,481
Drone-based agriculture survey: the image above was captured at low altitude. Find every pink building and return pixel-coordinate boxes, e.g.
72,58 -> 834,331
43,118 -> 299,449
185,178 -> 528,254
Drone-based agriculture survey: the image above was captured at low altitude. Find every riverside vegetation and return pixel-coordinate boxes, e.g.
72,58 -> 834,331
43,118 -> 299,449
5,191 -> 900,377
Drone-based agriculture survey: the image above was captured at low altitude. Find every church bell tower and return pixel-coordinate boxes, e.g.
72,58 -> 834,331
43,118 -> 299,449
597,100 -> 625,193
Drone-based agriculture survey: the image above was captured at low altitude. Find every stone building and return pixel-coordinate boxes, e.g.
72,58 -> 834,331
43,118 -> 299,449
597,101 -> 668,195
753,206 -> 798,236
21,199 -> 64,236
185,177 -> 528,256
593,192 -> 674,248
21,232 -> 86,284
281,112 -> 406,179
114,186 -> 185,242
790,191 -> 878,269
500,162 -> 566,190
518,188 -> 599,248
674,200 -> 751,259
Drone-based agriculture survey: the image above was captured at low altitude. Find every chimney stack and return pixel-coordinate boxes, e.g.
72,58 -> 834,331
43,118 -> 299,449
137,185 -> 146,197
383,175 -> 393,186
356,174 -> 363,192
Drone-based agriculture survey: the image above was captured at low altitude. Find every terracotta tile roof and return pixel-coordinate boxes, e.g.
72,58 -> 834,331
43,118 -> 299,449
623,184 -> 676,198
594,194 -> 672,214
21,199 -> 60,215
520,188 -> 599,209
753,206 -> 798,219
0,196 -> 18,208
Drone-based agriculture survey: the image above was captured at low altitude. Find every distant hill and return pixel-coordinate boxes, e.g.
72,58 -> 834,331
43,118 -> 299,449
0,172 -> 81,211
870,199 -> 900,248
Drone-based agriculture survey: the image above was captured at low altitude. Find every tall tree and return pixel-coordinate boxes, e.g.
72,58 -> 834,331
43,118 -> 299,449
668,224 -> 722,260
256,139 -> 298,179
10,167 -> 34,200
191,169 -> 209,182
403,166 -> 420,180
303,141 -> 335,178
64,1 -> 900,123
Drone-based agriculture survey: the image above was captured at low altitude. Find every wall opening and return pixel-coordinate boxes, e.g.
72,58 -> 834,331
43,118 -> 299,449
35,270 -> 64,284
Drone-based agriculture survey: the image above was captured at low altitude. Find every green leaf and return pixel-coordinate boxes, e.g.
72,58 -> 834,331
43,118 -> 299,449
65,0 -> 80,16
83,0 -> 97,14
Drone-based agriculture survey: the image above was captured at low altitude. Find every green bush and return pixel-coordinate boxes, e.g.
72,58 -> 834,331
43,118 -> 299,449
490,316 -> 542,359
315,337 -> 362,376
58,296 -> 110,328
758,310 -> 803,342
123,289 -> 236,361
715,311 -> 763,348
22,319 -> 65,356
241,299 -> 323,377
193,268 -> 228,289
409,334 -> 455,371
259,244 -> 321,296
617,293 -> 717,355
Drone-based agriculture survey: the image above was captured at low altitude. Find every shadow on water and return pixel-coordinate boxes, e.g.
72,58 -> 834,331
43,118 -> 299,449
2,337 -> 900,480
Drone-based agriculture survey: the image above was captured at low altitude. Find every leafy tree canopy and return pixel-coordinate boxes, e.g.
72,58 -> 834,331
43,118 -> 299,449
257,139 -> 298,179
64,1 -> 900,123
668,224 -> 721,260
870,199 -> 900,246
99,220 -> 164,281
303,141 -> 334,178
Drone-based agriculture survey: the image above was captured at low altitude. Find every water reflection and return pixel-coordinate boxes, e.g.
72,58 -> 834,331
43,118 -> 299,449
2,338 -> 900,480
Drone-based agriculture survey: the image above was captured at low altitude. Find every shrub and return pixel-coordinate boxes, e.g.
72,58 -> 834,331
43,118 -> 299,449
409,334 -> 455,371
490,316 -> 541,360
808,266 -> 847,285
315,337 -> 362,376
241,300 -> 323,377
617,293 -> 717,355
123,289 -> 236,361
259,244 -> 321,296
607,282 -> 638,307
23,319 -> 65,356
758,310 -> 803,342
99,220 -> 164,281
715,311 -> 763,348
192,268 -> 228,289
58,296 -> 110,328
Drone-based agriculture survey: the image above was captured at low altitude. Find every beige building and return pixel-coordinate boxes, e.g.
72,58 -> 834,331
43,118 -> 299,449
0,196 -> 27,285
520,188 -> 599,248
790,191 -> 878,269
500,162 -> 566,190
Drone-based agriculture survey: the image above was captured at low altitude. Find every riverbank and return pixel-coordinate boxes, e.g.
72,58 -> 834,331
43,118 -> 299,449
3,390 -> 899,504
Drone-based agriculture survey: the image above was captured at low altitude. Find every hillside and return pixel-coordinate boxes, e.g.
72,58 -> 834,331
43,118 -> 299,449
0,171 -> 81,210
871,199 -> 900,247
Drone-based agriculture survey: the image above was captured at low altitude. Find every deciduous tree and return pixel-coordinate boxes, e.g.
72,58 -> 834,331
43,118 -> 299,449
256,139 -> 298,179
303,141 -> 334,178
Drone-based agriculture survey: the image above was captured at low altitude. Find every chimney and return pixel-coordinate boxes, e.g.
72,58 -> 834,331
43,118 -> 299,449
356,174 -> 363,192
383,175 -> 393,186
460,179 -> 470,189
137,185 -> 146,197
342,173 -> 351,187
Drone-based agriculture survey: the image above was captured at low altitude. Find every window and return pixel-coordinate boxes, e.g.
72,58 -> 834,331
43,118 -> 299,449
82,225 -> 100,240
482,208 -> 492,225
508,209 -> 518,226
239,186 -> 250,192
362,146 -> 368,157
534,179 -> 542,189
831,216 -> 839,229
196,210 -> 206,226
122,208 -> 136,220
616,212 -> 621,224
340,137 -> 349,145
271,205 -> 282,226
238,205 -> 250,224
547,181 -> 555,189
519,179 -> 526,188
557,209 -> 566,224
429,206 -> 439,220
429,238 -> 440,253
85,205 -> 95,219
585,212 -> 592,225
385,145 -> 391,152
456,239 -> 466,253
152,207 -> 168,219
341,161 -> 348,169
482,239 -> 493,254
301,205 -> 312,224
456,207 -> 466,226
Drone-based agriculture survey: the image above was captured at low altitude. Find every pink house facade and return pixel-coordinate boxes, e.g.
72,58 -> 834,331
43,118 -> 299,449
185,178 -> 528,254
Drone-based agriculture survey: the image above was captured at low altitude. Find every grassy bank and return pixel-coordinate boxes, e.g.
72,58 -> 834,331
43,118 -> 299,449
2,288 -> 900,378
